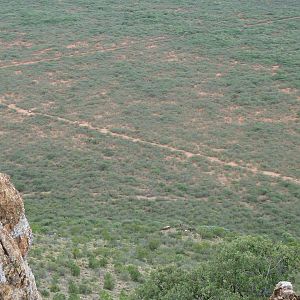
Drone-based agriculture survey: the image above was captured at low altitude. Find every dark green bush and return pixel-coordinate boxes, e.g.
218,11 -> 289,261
131,236 -> 300,300
50,284 -> 60,293
212,236 -> 300,298
99,257 -> 108,268
72,247 -> 82,259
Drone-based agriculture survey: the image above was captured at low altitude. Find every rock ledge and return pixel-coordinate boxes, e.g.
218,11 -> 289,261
0,173 -> 41,300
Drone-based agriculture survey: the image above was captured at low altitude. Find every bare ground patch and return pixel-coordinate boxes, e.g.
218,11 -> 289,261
221,105 -> 299,125
32,48 -> 53,56
258,115 -> 299,124
280,87 -> 299,95
0,39 -> 33,48
0,36 -> 169,69
66,41 -> 89,49
245,16 -> 300,27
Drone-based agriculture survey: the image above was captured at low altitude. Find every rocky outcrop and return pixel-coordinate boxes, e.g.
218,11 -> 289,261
269,282 -> 300,300
0,173 -> 41,300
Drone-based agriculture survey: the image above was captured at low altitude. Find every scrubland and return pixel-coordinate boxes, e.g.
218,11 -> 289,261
0,0 -> 299,299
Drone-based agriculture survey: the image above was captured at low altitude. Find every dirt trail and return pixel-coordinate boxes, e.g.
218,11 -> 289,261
1,100 -> 299,185
245,16 -> 300,27
0,36 -> 167,69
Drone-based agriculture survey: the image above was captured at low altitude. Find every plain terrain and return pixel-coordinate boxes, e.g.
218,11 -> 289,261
0,0 -> 300,299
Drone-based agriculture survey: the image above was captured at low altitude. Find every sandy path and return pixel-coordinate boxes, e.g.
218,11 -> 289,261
245,16 -> 300,27
1,100 -> 299,185
0,36 -> 167,69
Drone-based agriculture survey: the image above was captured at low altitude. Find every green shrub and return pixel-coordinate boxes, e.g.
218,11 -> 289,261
68,280 -> 79,294
135,246 -> 149,261
131,265 -> 242,300
41,289 -> 50,297
197,226 -> 228,239
78,283 -> 92,294
103,273 -> 115,291
127,265 -> 142,282
72,247 -> 82,259
212,236 -> 300,298
88,256 -> 100,269
99,257 -> 108,267
131,236 -> 300,300
50,284 -> 60,293
53,294 -> 66,300
99,290 -> 113,300
119,289 -> 129,300
68,261 -> 80,277
68,294 -> 80,300
148,238 -> 160,251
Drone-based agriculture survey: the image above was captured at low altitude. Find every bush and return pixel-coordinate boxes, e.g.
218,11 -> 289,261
131,265 -> 243,300
197,226 -> 228,239
103,273 -> 115,291
41,289 -> 50,297
119,289 -> 129,300
53,294 -> 66,300
135,246 -> 149,261
127,265 -> 143,282
68,280 -> 79,294
72,247 -> 82,259
131,236 -> 300,300
78,282 -> 92,295
68,295 -> 80,300
212,236 -> 300,298
99,257 -> 108,267
99,290 -> 113,300
68,261 -> 80,277
132,266 -> 199,300
50,284 -> 60,293
148,238 -> 160,251
89,256 -> 100,269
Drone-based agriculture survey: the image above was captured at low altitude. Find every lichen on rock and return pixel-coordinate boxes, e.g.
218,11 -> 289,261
0,173 -> 41,300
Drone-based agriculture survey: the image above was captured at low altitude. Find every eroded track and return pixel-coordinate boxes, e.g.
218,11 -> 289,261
0,36 -> 168,69
1,100 -> 299,185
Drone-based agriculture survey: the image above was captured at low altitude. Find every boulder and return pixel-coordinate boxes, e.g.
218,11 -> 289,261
269,281 -> 300,300
0,173 -> 41,300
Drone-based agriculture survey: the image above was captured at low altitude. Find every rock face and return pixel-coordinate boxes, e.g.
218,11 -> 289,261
269,282 -> 300,300
0,173 -> 41,300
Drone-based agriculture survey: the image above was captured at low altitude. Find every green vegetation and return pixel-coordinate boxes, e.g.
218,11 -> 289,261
131,236 -> 300,300
104,273 -> 116,291
0,0 -> 299,298
100,290 -> 113,300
